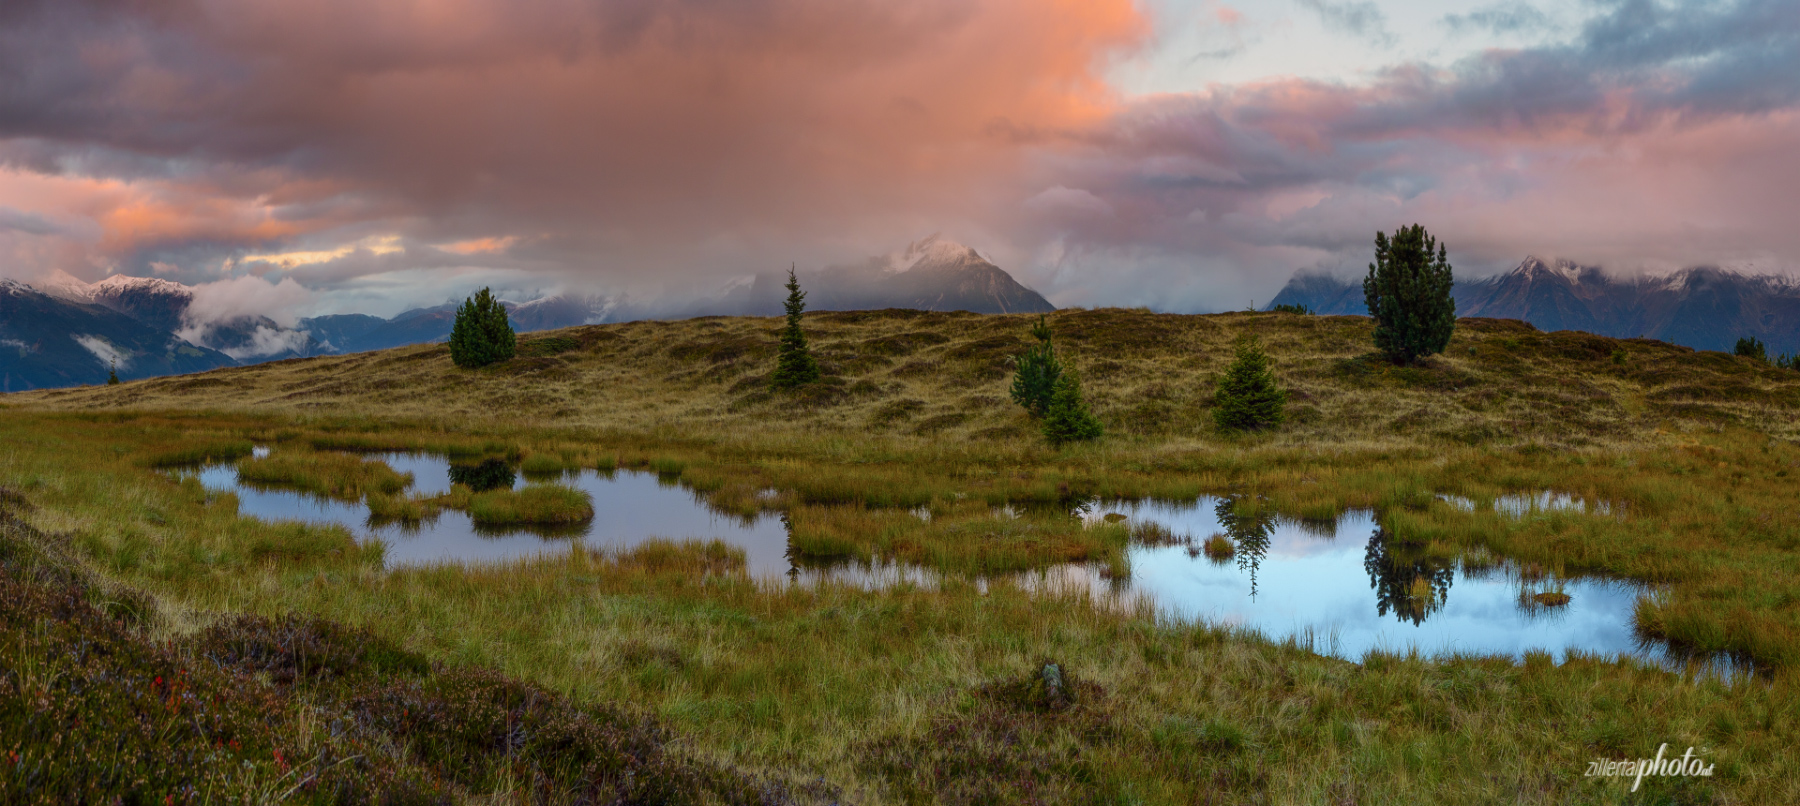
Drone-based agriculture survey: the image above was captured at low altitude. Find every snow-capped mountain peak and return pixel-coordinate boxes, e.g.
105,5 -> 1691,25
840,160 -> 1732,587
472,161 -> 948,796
92,274 -> 194,298
885,235 -> 988,274
35,270 -> 99,302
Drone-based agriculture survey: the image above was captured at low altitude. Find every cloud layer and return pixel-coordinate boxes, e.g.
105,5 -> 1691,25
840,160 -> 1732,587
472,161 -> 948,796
1,0 -> 1798,314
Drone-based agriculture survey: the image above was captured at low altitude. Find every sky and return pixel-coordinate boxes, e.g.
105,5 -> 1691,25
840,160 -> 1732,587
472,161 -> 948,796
1,0 -> 1797,317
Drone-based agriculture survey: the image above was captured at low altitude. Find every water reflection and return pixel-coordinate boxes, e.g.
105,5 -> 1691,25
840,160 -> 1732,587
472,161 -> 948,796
447,459 -> 515,492
1215,499 -> 1273,599
1362,531 -> 1456,626
1073,497 -> 1659,665
175,451 -> 1720,670
179,453 -> 791,572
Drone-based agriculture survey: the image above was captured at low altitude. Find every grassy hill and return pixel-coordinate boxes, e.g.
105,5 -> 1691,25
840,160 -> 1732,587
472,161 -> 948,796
16,308 -> 1800,448
4,308 -> 1800,804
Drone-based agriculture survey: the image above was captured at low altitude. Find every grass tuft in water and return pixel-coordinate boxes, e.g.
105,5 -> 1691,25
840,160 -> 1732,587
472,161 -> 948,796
467,484 -> 594,526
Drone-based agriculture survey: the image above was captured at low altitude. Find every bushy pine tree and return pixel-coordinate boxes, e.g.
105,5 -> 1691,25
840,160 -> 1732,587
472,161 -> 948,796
448,287 -> 517,369
1042,370 -> 1102,446
770,268 -> 821,389
1735,336 -> 1768,362
106,361 -> 120,386
1363,224 -> 1456,364
1009,315 -> 1062,417
1212,335 -> 1285,431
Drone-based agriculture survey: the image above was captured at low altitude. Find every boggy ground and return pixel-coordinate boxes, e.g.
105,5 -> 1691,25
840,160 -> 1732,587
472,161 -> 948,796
3,308 -> 1800,803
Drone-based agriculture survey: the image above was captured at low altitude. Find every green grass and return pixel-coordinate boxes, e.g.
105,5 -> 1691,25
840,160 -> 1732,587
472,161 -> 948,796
4,307 -> 1800,801
234,450 -> 412,502
0,506 -> 825,804
466,483 -> 595,526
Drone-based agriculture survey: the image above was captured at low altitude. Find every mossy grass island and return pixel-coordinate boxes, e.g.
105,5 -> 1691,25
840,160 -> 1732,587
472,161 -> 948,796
5,307 -> 1800,803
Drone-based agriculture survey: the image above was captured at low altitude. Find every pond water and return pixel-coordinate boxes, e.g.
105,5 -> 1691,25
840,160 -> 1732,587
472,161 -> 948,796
178,451 -> 1720,670
1055,497 -> 1666,666
182,453 -> 792,574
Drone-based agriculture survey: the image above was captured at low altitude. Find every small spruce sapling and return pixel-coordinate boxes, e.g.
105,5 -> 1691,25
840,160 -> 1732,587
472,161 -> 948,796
1009,315 -> 1062,417
1212,335 -> 1286,431
1042,369 -> 1103,446
448,287 -> 517,369
106,361 -> 121,386
770,267 -> 821,389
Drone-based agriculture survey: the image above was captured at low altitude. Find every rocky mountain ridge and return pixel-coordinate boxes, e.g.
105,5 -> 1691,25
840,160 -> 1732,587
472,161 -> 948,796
1268,257 -> 1800,354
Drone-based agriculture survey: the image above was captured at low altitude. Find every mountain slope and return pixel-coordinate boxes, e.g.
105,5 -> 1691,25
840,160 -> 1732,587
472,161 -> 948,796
722,238 -> 1055,316
0,280 -> 236,391
1268,258 -> 1800,354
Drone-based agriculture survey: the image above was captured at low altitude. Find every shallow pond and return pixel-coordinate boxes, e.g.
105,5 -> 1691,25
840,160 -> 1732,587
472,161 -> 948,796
183,453 -> 792,574
181,452 -> 1712,669
1055,497 -> 1664,666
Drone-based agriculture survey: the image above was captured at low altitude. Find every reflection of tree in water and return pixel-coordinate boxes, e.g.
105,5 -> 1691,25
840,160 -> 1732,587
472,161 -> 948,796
448,459 -> 516,492
1216,498 -> 1274,599
1363,530 -> 1456,625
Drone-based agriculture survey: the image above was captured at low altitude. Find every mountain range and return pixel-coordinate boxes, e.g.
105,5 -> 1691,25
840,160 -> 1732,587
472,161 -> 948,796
1268,257 -> 1800,356
0,238 -> 1054,390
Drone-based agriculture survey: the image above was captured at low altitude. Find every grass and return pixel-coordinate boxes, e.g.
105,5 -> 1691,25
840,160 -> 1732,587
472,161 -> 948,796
0,504 -> 828,804
466,483 -> 595,526
234,450 -> 412,502
789,500 -> 1131,576
14,309 -> 1797,449
3,308 -> 1800,800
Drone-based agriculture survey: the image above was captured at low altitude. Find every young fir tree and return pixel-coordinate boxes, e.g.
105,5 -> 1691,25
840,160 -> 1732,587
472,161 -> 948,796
1041,369 -> 1103,446
1009,315 -> 1063,417
106,361 -> 120,386
770,267 -> 821,389
1363,224 -> 1456,364
1212,335 -> 1285,431
448,287 -> 517,369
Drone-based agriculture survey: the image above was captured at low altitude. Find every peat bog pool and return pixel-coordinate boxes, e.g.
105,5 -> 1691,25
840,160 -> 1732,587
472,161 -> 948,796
176,450 -> 1728,672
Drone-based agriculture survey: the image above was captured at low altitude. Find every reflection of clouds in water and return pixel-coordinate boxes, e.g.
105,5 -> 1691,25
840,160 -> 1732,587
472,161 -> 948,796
181,456 -> 793,573
1077,496 -> 1657,666
183,460 -> 1711,673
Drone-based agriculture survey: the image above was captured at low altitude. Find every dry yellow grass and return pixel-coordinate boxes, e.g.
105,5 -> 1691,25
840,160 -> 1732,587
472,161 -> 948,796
12,308 -> 1798,449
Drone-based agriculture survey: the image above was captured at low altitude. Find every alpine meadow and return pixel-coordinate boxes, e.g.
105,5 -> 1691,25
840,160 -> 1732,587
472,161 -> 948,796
5,1 -> 1800,803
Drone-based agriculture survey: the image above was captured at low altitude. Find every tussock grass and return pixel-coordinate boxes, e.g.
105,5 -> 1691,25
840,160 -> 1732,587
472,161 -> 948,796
467,483 -> 594,526
234,450 -> 411,502
790,500 -> 1130,576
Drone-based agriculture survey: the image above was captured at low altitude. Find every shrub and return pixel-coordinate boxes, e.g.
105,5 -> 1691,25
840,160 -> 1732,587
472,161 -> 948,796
1734,336 -> 1768,362
1212,335 -> 1287,431
1009,315 -> 1063,417
1270,303 -> 1312,315
1042,370 -> 1103,447
1364,224 -> 1456,364
770,268 -> 821,389
448,287 -> 516,369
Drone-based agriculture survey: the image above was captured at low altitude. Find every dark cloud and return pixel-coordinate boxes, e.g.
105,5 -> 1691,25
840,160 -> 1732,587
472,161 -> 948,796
0,0 -> 1797,316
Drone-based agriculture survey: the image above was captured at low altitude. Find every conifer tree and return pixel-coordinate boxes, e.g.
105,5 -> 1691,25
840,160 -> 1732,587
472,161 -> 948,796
770,267 -> 821,389
1009,315 -> 1062,417
106,361 -> 120,386
1042,369 -> 1103,446
1212,335 -> 1285,431
1735,336 -> 1768,363
448,287 -> 516,369
1364,224 -> 1456,364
